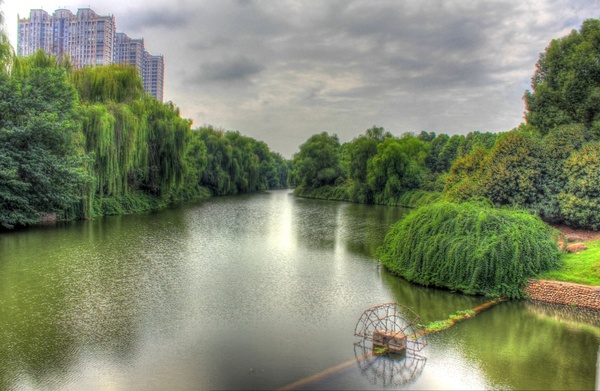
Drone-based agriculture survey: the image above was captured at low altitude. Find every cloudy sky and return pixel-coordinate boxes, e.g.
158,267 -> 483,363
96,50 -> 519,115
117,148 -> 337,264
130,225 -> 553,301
3,1 -> 600,157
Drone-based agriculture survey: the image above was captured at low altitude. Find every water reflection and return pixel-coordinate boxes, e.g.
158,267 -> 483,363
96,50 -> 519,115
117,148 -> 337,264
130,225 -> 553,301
353,344 -> 427,388
380,267 -> 486,323
0,190 -> 598,390
342,203 -> 408,257
441,301 -> 600,390
525,301 -> 600,330
0,210 -> 191,389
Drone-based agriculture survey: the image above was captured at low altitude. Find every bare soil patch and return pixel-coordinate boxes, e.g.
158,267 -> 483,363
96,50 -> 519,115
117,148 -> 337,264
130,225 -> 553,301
552,224 -> 600,242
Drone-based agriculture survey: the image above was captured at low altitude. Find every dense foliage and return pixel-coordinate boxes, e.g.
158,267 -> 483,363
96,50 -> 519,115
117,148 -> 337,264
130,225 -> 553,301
0,54 -> 86,228
443,123 -> 594,225
5,17 -> 600,235
525,19 -> 600,137
292,132 -> 343,189
198,128 -> 289,196
558,143 -> 600,229
292,126 -> 495,207
0,50 -> 289,228
377,201 -> 562,298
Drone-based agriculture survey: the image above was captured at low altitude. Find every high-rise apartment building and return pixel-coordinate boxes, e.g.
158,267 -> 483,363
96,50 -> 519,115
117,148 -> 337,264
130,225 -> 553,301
143,53 -> 164,103
17,8 -> 164,101
114,33 -> 144,71
16,9 -> 53,57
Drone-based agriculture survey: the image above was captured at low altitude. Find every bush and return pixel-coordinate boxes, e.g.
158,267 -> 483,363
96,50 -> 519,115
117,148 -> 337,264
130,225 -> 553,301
396,190 -> 442,208
558,143 -> 600,229
536,124 -> 589,222
293,183 -> 351,202
481,131 -> 543,207
377,201 -> 562,299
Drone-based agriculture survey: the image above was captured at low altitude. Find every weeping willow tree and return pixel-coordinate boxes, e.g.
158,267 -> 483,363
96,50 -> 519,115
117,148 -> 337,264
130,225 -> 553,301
140,98 -> 189,195
378,201 -> 562,299
0,34 -> 12,75
70,64 -> 143,103
196,127 -> 289,196
80,103 -> 148,196
2,49 -> 287,227
69,65 -> 192,217
0,2 -> 13,75
10,49 -> 60,78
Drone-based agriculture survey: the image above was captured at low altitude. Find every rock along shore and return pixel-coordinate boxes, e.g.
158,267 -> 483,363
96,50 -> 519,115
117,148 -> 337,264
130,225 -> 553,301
525,279 -> 600,310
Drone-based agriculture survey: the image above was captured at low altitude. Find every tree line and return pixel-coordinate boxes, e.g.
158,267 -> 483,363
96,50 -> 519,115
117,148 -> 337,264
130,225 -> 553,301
0,48 -> 290,228
3,17 -> 600,232
292,18 -> 600,231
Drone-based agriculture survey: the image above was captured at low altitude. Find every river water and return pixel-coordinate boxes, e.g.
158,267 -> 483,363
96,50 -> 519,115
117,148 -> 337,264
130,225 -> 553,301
0,190 -> 598,390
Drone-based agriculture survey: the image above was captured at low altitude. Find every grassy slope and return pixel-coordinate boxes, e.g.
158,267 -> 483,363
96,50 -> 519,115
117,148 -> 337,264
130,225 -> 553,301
538,239 -> 600,286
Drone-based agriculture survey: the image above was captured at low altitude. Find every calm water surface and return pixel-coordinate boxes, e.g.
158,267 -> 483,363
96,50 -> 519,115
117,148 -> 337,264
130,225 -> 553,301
0,190 -> 598,390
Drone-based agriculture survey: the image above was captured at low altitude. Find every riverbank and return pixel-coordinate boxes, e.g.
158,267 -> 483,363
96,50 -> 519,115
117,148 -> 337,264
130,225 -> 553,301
294,191 -> 600,307
525,279 -> 600,310
293,186 -> 442,208
527,225 -> 600,309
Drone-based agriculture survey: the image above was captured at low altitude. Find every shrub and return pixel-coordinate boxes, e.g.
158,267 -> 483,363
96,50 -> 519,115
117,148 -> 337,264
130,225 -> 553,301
481,131 -> 544,207
396,190 -> 442,208
377,201 -> 562,299
558,143 -> 600,229
293,183 -> 351,202
536,124 -> 589,222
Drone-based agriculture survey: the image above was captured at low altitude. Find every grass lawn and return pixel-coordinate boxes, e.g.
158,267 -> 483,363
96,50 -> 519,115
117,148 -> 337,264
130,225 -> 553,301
537,239 -> 600,286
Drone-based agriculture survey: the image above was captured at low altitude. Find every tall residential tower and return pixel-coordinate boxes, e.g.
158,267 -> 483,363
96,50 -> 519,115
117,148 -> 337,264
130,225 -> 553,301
17,8 -> 164,101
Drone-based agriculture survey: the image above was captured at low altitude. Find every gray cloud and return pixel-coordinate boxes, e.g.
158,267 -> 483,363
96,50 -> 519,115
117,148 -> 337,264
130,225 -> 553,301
120,7 -> 194,30
7,0 -> 600,157
196,56 -> 265,83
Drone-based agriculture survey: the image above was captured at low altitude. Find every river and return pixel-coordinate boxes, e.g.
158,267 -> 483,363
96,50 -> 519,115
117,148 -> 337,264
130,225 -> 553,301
0,189 -> 598,390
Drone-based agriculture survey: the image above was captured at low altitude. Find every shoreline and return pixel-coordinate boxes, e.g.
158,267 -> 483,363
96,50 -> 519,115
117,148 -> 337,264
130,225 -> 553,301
525,279 -> 600,310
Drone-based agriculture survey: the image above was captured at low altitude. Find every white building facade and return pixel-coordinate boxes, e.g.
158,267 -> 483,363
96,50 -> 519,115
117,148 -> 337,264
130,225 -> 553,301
143,53 -> 165,103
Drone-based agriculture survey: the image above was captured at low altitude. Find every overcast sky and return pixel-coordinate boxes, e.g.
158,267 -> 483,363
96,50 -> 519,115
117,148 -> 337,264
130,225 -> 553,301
3,1 -> 600,157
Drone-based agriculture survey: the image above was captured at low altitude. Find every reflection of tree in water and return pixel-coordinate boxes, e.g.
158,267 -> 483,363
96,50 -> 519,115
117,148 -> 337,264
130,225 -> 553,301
354,303 -> 428,387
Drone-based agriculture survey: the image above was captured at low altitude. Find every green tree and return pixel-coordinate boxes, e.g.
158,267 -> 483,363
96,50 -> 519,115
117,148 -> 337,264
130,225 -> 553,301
445,130 -> 544,208
482,131 -> 544,207
558,143 -> 600,229
197,127 -> 286,195
342,126 -> 391,203
182,129 -> 208,192
70,64 -> 144,104
425,133 -> 449,172
292,132 -> 343,188
457,131 -> 497,158
537,124 -> 589,221
0,15 -> 13,76
366,135 -> 428,204
198,127 -> 233,195
416,131 -> 436,142
270,154 -> 290,189
436,134 -> 464,172
444,147 -> 489,202
0,65 -> 86,228
525,19 -> 600,137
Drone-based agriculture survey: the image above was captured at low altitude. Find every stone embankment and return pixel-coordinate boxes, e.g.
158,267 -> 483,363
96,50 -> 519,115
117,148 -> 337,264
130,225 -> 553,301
525,279 -> 600,310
